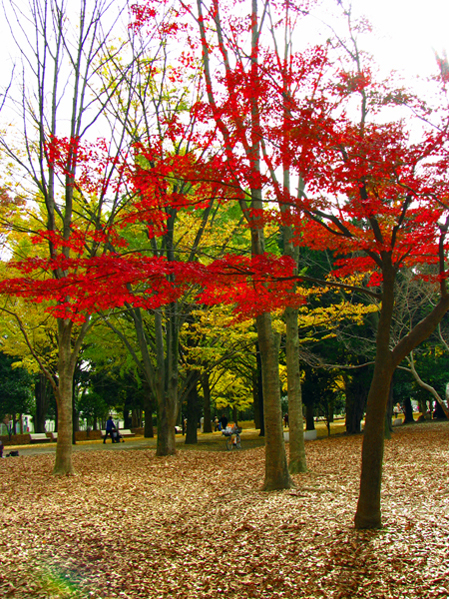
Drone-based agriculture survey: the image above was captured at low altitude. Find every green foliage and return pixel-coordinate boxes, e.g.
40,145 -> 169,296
0,351 -> 34,419
78,391 -> 110,426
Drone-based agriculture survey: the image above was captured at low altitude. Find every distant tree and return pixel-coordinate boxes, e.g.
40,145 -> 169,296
0,352 -> 33,431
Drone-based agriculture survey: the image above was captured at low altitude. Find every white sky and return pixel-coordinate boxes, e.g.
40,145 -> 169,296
352,0 -> 448,78
0,0 -> 447,123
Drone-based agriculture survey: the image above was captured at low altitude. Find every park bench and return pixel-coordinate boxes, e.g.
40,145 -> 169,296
29,433 -> 51,443
50,432 -> 58,441
284,430 -> 318,442
118,429 -> 135,437
101,429 -> 136,438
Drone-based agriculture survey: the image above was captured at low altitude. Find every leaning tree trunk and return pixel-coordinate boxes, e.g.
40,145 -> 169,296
354,357 -> 394,528
285,306 -> 307,473
257,313 -> 293,490
53,321 -> 75,476
355,267 -> 395,529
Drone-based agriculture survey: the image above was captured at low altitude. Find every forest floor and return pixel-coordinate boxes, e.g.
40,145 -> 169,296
1,420 -> 448,599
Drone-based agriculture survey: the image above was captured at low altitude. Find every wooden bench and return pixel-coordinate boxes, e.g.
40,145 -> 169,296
101,429 -> 136,438
119,429 -> 136,438
29,433 -> 51,443
51,432 -> 58,441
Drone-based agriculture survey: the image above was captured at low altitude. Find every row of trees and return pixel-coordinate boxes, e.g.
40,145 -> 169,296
2,271 -> 447,439
2,0 -> 449,529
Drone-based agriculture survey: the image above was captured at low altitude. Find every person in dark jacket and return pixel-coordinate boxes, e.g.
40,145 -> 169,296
218,415 -> 228,431
103,416 -> 116,444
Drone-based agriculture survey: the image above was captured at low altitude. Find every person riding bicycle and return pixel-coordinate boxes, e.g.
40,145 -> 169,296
223,422 -> 241,446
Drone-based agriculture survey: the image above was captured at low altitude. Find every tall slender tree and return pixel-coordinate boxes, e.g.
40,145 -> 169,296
0,0 -> 132,474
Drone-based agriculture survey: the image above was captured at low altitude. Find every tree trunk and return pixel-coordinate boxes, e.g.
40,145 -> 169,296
54,402 -> 58,432
143,388 -> 154,437
417,398 -> 428,421
72,400 -> 78,446
185,383 -> 199,444
201,373 -> 212,433
345,370 -> 369,435
354,361 -> 394,528
232,405 -> 239,426
434,400 -> 447,419
132,408 -> 142,428
155,307 -> 179,456
284,306 -> 307,473
144,414 -> 154,438
255,343 -> 265,436
257,313 -> 293,490
156,398 -> 176,455
402,397 -> 415,424
53,321 -> 75,476
355,266 -> 395,529
34,373 -> 49,433
305,403 -> 315,431
123,408 -> 131,429
384,382 -> 394,440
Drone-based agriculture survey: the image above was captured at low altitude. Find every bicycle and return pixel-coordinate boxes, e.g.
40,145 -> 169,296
222,426 -> 242,450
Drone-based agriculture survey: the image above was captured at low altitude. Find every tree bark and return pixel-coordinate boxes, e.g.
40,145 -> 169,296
156,399 -> 176,455
123,408 -> 132,429
285,307 -> 307,473
34,373 -> 49,433
355,265 -> 395,528
201,373 -> 212,433
254,343 -> 265,435
345,370 -> 369,435
434,400 -> 447,419
305,404 -> 315,431
132,408 -> 142,428
185,382 -> 200,444
232,405 -> 239,426
384,382 -> 394,440
143,387 -> 154,438
257,314 -> 293,490
402,397 -> 414,424
53,321 -> 75,476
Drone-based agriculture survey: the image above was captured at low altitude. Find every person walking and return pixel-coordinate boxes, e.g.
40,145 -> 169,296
103,416 -> 116,444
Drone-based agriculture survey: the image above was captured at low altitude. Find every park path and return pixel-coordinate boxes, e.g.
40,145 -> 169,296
4,436 -> 156,457
3,429 -> 264,457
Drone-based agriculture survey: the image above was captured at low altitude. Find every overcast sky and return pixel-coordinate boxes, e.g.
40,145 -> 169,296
353,0 -> 448,78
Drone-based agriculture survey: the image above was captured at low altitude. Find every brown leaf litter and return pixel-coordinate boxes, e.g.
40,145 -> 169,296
1,422 -> 449,598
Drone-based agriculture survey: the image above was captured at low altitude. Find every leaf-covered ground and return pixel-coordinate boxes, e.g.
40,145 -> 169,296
1,422 -> 449,599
